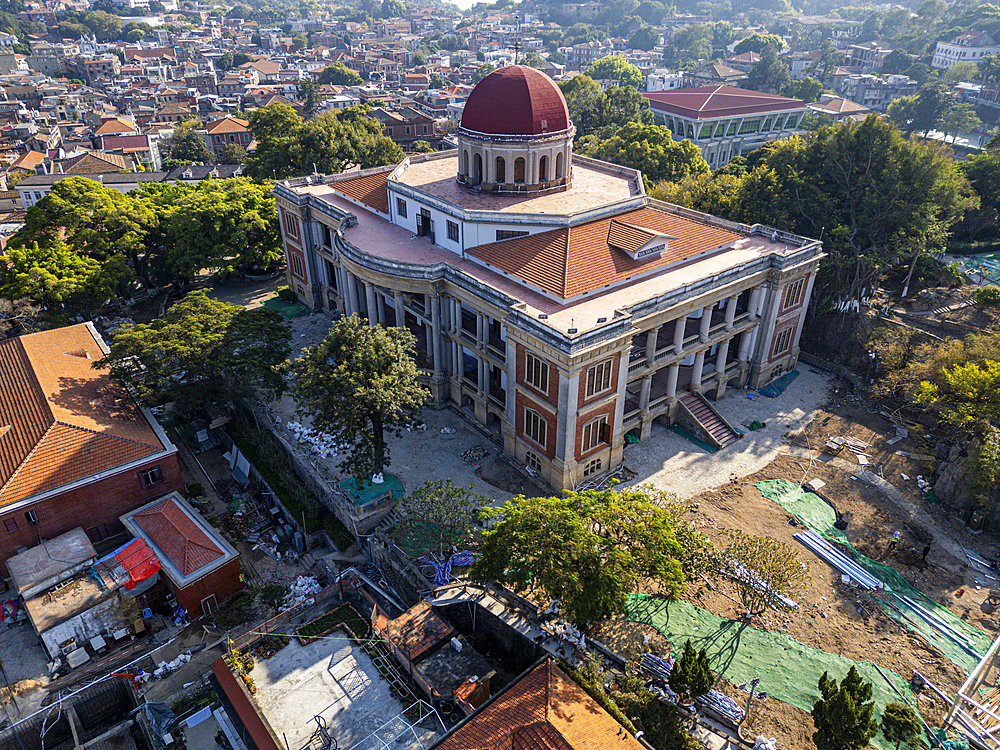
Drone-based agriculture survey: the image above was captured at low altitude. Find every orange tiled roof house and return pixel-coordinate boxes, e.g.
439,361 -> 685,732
0,323 -> 184,579
273,66 -> 825,491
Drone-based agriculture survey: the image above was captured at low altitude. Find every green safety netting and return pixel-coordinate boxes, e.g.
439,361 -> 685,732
626,594 -> 911,750
756,479 -> 991,673
262,297 -> 311,318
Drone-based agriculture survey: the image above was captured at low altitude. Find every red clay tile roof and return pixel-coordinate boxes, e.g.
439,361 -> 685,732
467,205 -> 743,299
433,661 -> 644,750
330,170 -> 390,214
0,324 -> 164,507
132,497 -> 224,576
384,600 -> 455,661
206,116 -> 250,134
643,85 -> 805,120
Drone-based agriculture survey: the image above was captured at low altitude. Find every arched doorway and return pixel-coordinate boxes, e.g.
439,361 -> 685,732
473,153 -> 482,185
514,157 -> 525,183
539,155 -> 548,181
555,152 -> 564,179
462,150 -> 469,176
496,156 -> 506,183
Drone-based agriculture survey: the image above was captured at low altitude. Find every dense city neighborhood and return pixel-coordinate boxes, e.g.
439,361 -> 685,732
4,1 -> 1000,750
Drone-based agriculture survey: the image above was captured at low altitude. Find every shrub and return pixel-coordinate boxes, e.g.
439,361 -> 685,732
277,285 -> 297,303
186,482 -> 204,497
974,285 -> 1000,306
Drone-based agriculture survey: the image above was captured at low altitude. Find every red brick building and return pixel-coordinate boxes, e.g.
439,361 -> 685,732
121,493 -> 243,617
0,323 -> 183,582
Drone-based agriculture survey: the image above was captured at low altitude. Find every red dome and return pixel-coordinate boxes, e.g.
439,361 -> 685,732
460,65 -> 571,136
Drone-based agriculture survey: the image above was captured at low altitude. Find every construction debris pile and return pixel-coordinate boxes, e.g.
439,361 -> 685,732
281,420 -> 345,459
460,446 -> 489,465
283,575 -> 322,608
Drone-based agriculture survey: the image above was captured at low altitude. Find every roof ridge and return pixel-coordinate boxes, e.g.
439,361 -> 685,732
52,419 -> 159,449
559,227 -> 571,298
699,84 -> 725,112
0,421 -> 56,493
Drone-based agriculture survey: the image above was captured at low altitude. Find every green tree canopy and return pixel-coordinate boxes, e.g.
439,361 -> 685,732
397,479 -> 486,556
745,45 -> 792,94
164,119 -> 214,164
317,61 -> 363,86
940,101 -> 981,143
471,486 -> 708,623
880,703 -> 923,750
784,77 -> 823,103
586,54 -> 644,88
880,49 -> 914,75
95,290 -> 291,415
580,121 -> 709,183
11,175 -> 157,290
0,239 -> 124,311
471,63 -> 495,84
216,143 -> 248,164
668,640 -> 713,704
145,178 -> 282,284
812,667 -> 877,750
734,32 -> 784,54
290,315 -> 429,481
246,103 -> 404,180
629,25 -> 661,51
944,60 -> 980,83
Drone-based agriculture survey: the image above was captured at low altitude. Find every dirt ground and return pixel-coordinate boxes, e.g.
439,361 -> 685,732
595,389 -> 1000,750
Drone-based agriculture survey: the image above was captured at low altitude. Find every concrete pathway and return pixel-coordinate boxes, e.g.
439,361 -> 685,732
622,368 -> 830,500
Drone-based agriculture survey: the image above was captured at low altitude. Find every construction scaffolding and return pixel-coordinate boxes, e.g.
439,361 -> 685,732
343,700 -> 445,750
943,634 -> 1000,749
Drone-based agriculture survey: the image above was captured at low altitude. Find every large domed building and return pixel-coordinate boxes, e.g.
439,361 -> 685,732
456,66 -> 574,192
274,65 -> 823,503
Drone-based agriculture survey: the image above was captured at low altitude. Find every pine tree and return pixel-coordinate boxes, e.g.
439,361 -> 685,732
881,703 -> 922,750
669,640 -> 713,704
812,667 -> 877,750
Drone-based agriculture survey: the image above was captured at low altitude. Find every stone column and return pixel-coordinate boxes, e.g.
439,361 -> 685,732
691,350 -> 705,392
646,326 -> 659,366
347,273 -> 360,317
716,338 -> 731,381
639,374 -> 652,411
665,363 -> 679,401
738,328 -> 754,361
750,285 -> 764,318
364,282 -> 376,322
478,356 -> 486,393
673,317 -> 686,353
724,295 -> 738,330
476,313 -> 485,347
791,272 -> 817,353
393,290 -> 404,326
376,293 -> 385,325
556,370 -> 580,462
431,293 -> 442,376
699,307 -> 712,342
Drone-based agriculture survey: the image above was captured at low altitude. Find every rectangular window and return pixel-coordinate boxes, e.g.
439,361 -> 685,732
291,254 -> 304,278
447,220 -> 459,242
140,466 -> 162,487
422,124 -> 428,134
772,327 -> 793,357
3,517 -> 16,533
586,359 -> 613,398
397,197 -> 407,218
524,408 -> 547,448
405,125 -> 411,135
496,229 -> 528,241
283,210 -> 299,239
583,457 -> 602,477
582,415 -> 609,452
781,278 -> 805,311
86,523 -> 109,542
524,351 -> 549,393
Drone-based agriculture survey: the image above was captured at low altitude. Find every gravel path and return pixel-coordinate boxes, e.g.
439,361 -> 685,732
622,368 -> 831,499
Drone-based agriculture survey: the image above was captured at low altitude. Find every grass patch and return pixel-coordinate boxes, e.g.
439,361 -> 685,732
227,415 -> 354,551
215,589 -> 257,629
297,604 -> 369,642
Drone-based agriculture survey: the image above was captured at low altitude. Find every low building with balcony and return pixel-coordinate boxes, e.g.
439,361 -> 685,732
274,66 -> 824,491
643,85 -> 808,168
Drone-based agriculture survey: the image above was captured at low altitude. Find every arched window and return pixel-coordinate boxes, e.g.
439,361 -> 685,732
496,156 -> 506,183
473,153 -> 482,185
514,157 -> 525,183
539,155 -> 548,181
462,150 -> 469,175
555,152 -> 564,179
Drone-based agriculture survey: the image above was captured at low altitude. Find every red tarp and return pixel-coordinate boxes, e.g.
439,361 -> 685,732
116,538 -> 161,590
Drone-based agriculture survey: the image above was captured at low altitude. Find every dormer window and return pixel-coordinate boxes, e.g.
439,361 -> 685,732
607,220 -> 675,261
